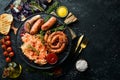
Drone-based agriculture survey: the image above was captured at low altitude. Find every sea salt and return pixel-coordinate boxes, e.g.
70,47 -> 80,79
75,59 -> 88,72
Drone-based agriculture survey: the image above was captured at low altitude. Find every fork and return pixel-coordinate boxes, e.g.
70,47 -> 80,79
79,38 -> 88,53
74,34 -> 84,53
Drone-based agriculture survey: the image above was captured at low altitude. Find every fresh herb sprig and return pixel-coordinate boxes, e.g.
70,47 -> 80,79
30,1 -> 44,12
46,1 -> 59,14
50,25 -> 65,32
44,15 -> 51,22
27,45 -> 40,55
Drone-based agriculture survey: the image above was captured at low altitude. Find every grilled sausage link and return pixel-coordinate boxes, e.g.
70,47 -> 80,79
41,17 -> 57,31
44,31 -> 68,54
30,18 -> 44,35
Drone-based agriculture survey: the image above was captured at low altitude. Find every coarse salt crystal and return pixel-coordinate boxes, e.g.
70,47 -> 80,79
75,59 -> 88,72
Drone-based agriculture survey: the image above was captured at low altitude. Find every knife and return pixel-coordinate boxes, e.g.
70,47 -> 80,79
74,34 -> 84,53
68,27 -> 77,40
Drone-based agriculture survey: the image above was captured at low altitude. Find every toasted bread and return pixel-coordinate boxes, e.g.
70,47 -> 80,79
0,13 -> 13,35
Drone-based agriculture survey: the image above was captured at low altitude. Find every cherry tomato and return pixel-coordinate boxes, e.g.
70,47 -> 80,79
0,38 -> 5,44
5,41 -> 11,46
5,57 -> 11,63
3,51 -> 9,57
4,35 -> 10,41
46,53 -> 58,64
9,52 -> 14,57
7,47 -> 12,52
1,44 -> 7,50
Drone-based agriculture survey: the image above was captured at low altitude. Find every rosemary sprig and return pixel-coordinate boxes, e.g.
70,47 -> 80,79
39,30 -> 45,35
50,25 -> 65,32
44,15 -> 51,22
27,44 -> 40,55
46,1 -> 59,14
30,1 -> 44,12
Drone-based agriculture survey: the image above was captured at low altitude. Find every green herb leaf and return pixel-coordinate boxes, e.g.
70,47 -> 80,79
40,30 -> 45,35
51,25 -> 65,32
30,1 -> 44,12
46,1 -> 59,14
44,15 -> 51,22
27,44 -> 40,55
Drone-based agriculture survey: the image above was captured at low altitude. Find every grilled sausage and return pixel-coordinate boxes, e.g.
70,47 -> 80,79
44,31 -> 51,42
44,31 -> 68,54
24,15 -> 41,32
48,43 -> 66,53
28,15 -> 41,24
41,16 -> 57,31
30,19 -> 44,35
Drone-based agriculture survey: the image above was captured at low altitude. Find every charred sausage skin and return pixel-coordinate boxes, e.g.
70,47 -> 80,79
41,17 -> 57,31
30,19 -> 44,35
44,31 -> 68,54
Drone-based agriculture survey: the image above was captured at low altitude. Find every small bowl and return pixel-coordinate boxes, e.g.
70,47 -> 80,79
56,6 -> 68,18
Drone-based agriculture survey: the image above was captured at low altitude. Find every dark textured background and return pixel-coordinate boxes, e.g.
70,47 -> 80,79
0,0 -> 120,80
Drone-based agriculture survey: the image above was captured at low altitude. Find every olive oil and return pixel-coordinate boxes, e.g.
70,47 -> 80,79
2,62 -> 22,78
9,64 -> 22,78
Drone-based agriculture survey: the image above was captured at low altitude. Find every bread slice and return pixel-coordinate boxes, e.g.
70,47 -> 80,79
0,13 -> 13,35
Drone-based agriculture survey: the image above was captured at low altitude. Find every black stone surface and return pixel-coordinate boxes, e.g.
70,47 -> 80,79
0,0 -> 120,80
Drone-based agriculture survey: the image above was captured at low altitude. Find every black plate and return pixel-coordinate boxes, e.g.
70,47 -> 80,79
16,13 -> 72,69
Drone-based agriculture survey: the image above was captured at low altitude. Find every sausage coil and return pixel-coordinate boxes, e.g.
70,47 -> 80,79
44,31 -> 68,54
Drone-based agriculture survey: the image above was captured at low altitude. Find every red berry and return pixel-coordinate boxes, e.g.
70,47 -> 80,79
1,44 -> 7,50
9,52 -> 14,57
4,35 -> 10,40
7,47 -> 12,52
3,51 -> 9,57
0,38 -> 5,45
5,41 -> 11,46
46,53 -> 58,64
6,57 -> 11,63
